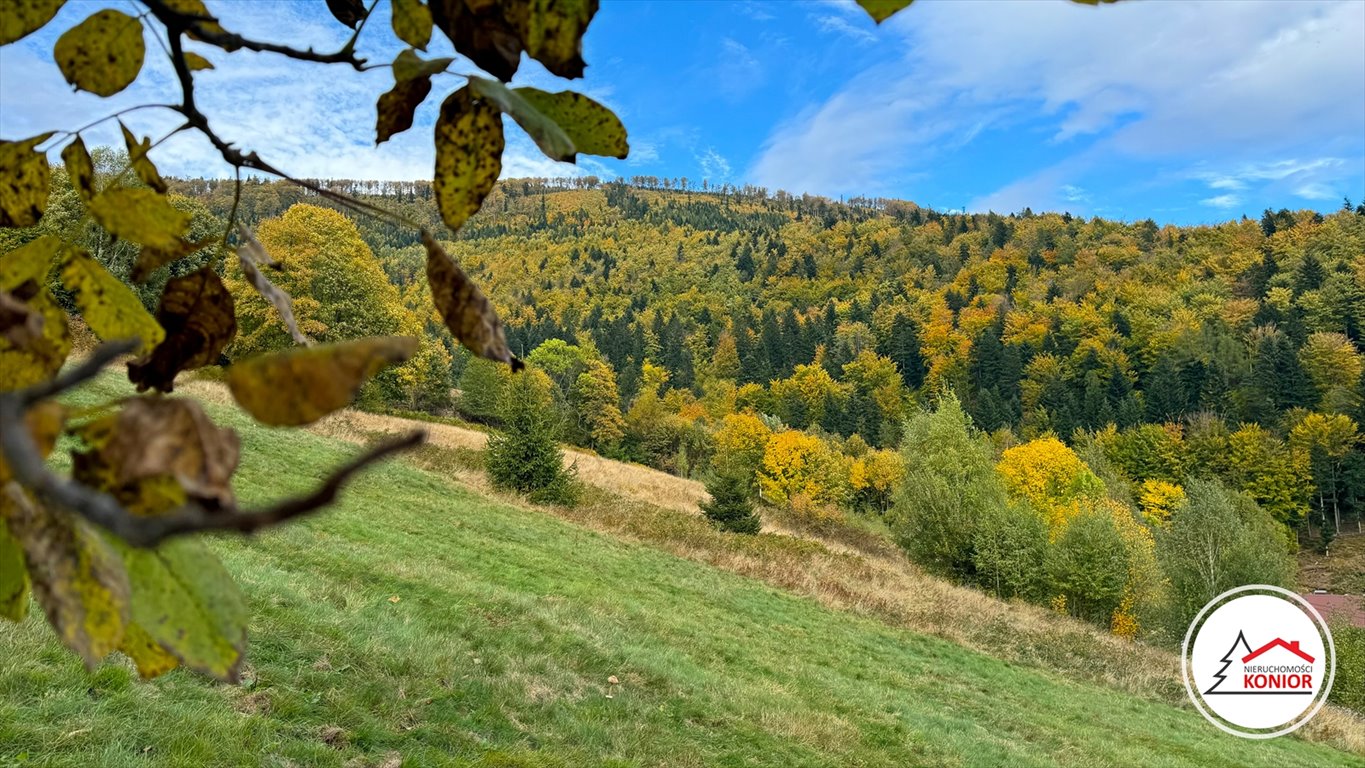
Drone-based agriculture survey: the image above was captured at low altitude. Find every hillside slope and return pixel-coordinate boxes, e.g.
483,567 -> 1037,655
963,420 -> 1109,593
0,375 -> 1359,767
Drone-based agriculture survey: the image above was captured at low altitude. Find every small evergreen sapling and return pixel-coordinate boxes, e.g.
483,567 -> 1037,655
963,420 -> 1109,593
701,473 -> 762,535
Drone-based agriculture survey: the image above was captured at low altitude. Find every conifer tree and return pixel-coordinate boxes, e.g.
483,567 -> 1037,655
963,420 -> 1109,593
700,473 -> 762,534
487,370 -> 579,506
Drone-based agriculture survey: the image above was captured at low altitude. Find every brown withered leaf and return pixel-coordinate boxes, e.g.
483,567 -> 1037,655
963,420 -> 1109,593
227,336 -> 418,427
0,289 -> 43,347
377,78 -> 431,145
236,225 -> 308,346
433,85 -> 503,233
127,266 -> 237,393
430,0 -> 524,82
61,135 -> 97,201
74,397 -> 239,510
422,230 -> 521,370
119,121 -> 167,194
325,0 -> 366,28
1,485 -> 129,668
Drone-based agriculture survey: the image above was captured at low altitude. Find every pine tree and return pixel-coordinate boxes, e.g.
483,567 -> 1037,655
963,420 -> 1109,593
700,473 -> 762,534
487,371 -> 579,506
880,313 -> 927,389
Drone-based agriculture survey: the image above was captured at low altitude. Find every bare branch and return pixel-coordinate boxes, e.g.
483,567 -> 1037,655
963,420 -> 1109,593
0,342 -> 426,548
140,0 -> 368,70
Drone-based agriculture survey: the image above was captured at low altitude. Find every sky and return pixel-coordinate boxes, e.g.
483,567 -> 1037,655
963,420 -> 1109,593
1,0 -> 1362,225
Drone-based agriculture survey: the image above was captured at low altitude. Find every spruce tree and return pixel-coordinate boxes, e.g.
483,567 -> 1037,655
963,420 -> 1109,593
701,473 -> 762,534
487,371 -> 579,506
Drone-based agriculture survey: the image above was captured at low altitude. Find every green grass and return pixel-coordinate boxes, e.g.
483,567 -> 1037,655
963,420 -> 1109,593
1,380 -> 1359,767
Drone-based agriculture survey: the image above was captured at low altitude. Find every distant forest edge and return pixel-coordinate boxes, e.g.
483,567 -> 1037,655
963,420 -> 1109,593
6,163 -> 1365,651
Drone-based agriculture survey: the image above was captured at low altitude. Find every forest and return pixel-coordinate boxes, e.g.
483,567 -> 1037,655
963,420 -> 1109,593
7,158 -> 1364,647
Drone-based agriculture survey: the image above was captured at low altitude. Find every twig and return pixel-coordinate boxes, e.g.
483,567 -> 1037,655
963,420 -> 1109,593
140,0 -> 369,70
0,342 -> 427,547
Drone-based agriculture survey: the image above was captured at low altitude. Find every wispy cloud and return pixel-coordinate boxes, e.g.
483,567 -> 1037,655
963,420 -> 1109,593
1201,194 -> 1242,209
698,147 -> 732,182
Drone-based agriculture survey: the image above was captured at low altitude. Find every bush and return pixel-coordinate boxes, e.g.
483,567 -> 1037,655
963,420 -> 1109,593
700,473 -> 762,535
486,369 -> 578,506
888,393 -> 1007,578
1157,478 -> 1294,632
972,502 -> 1049,601
1330,623 -> 1365,714
1047,507 -> 1129,624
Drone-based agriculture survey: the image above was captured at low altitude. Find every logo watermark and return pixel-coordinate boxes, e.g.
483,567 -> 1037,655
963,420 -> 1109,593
1182,584 -> 1336,738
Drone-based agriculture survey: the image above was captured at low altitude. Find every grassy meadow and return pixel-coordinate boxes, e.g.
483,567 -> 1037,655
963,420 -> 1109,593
0,374 -> 1361,767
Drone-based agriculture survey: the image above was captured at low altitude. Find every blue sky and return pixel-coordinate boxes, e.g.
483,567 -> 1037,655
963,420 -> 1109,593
2,0 -> 1362,224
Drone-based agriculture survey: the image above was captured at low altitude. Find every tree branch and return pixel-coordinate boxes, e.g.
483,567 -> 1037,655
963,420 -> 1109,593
140,0 -> 369,70
0,342 -> 427,548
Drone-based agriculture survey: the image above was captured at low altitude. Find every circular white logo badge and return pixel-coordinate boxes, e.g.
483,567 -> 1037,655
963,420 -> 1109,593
1182,585 -> 1336,738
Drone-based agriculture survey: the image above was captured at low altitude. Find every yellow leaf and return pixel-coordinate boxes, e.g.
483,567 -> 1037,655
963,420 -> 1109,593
119,121 -> 167,194
0,515 -> 29,622
423,230 -> 520,369
433,85 -> 503,233
53,9 -> 145,97
513,0 -> 593,79
0,233 -> 61,291
391,0 -> 432,50
128,266 -> 237,392
58,247 -> 165,355
116,538 -> 247,682
856,0 -> 913,24
513,87 -> 629,159
88,186 -> 192,251
183,51 -> 213,70
0,0 -> 66,45
118,620 -> 180,678
1,487 -> 129,668
227,336 -> 418,426
0,133 -> 53,228
161,0 -> 227,41
471,77 -> 575,161
61,135 -> 96,201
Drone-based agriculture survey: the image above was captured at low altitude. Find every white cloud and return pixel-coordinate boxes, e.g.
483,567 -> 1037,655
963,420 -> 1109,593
698,147 -> 731,182
1202,194 -> 1242,209
750,0 -> 1364,205
815,15 -> 876,44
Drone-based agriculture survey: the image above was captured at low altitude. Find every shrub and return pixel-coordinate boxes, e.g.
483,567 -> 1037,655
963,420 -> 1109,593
487,369 -> 578,506
700,473 -> 762,535
972,502 -> 1049,601
1047,506 -> 1129,624
1330,623 -> 1365,714
888,393 -> 1006,578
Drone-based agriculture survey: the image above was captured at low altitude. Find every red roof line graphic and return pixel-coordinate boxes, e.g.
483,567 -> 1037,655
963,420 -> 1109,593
1241,638 -> 1315,664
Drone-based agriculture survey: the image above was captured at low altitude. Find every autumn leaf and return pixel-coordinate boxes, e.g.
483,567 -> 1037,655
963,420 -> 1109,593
59,247 -> 165,355
512,0 -> 596,80
856,0 -> 913,23
0,133 -> 53,228
325,0 -> 366,29
227,336 -> 419,426
376,49 -> 453,145
119,121 -> 168,194
429,0 -> 526,82
118,620 -> 181,678
0,401 -> 64,485
0,0 -> 66,46
54,9 -> 146,97
423,230 -> 521,370
128,266 -> 237,393
131,237 -> 213,283
0,513 -> 28,622
163,0 -> 227,41
61,135 -> 96,201
183,52 -> 214,70
116,538 -> 247,681
433,85 -> 503,232
73,397 -> 239,513
391,0 -> 432,50
1,486 -> 130,668
88,187 -> 193,252
0,236 -> 70,391
236,225 -> 308,346
469,77 -> 575,162
513,87 -> 628,159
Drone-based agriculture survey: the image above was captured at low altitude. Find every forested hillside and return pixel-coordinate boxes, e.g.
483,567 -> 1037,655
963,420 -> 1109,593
10,165 -> 1365,649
